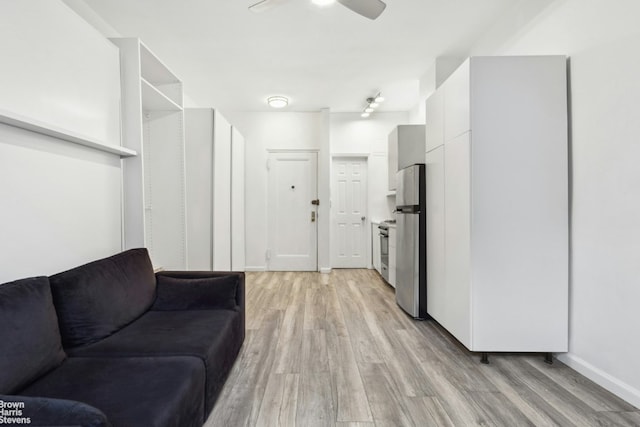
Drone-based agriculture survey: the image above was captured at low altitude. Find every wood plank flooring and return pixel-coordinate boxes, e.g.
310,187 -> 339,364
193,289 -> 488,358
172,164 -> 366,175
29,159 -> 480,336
205,270 -> 639,426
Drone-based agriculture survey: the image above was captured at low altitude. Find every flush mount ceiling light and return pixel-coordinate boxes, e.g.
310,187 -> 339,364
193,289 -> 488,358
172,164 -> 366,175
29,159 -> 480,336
361,92 -> 384,118
267,96 -> 288,109
311,0 -> 336,6
250,0 -> 386,20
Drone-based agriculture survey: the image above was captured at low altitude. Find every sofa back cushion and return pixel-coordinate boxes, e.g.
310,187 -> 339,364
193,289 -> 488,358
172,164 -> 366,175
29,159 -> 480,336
0,277 -> 66,394
49,248 -> 156,348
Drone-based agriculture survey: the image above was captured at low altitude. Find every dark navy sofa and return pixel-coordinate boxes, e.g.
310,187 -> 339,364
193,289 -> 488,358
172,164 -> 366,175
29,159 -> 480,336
0,248 -> 245,427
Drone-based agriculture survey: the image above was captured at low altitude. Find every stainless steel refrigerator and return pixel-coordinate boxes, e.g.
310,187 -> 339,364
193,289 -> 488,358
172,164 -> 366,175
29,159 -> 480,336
395,164 -> 428,319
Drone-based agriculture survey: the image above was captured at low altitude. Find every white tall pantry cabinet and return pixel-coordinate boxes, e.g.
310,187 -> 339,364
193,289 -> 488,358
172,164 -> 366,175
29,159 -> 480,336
425,56 -> 569,354
113,38 -> 187,270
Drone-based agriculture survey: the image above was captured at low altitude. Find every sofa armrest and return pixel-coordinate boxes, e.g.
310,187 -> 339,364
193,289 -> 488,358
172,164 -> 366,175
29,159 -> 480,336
0,394 -> 110,427
152,271 -> 245,311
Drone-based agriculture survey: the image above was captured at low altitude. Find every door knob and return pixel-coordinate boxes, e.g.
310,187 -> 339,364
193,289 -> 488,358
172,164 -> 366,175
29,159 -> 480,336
361,216 -> 366,221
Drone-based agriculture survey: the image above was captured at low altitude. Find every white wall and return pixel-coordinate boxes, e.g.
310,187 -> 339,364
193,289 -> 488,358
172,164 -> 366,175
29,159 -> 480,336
223,112 -> 326,271
472,0 -> 640,407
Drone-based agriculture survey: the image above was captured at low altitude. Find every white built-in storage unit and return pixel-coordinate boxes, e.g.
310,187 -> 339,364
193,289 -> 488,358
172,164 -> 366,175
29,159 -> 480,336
425,56 -> 568,353
113,38 -> 187,270
387,125 -> 426,191
184,109 -> 245,271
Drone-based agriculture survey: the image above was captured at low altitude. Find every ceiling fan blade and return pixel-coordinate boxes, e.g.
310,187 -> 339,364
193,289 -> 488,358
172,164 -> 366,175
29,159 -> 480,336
249,0 -> 293,13
337,0 -> 386,20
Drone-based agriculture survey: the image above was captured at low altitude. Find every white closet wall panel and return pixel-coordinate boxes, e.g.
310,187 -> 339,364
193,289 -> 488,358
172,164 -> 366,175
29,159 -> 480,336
185,109 -> 244,272
0,1 -> 120,146
231,127 -> 246,271
185,109 -> 214,270
213,111 -> 232,271
144,112 -> 187,270
0,125 -> 122,283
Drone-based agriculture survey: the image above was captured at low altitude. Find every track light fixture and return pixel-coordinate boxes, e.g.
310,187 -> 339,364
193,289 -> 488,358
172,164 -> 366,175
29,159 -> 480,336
360,92 -> 384,118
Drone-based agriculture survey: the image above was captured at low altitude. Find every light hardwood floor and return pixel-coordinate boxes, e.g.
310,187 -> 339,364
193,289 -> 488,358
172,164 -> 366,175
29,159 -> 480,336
205,270 -> 639,426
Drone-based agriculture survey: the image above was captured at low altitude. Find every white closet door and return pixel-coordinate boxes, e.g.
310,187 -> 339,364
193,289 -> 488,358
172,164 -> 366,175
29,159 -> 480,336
213,111 -> 232,271
444,132 -> 471,348
231,127 -> 245,271
185,109 -> 214,270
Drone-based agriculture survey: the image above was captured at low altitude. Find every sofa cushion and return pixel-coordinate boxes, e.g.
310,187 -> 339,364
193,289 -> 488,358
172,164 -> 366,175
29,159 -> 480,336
153,274 -> 238,311
49,248 -> 156,348
19,356 -> 205,427
0,277 -> 66,394
68,309 -> 244,413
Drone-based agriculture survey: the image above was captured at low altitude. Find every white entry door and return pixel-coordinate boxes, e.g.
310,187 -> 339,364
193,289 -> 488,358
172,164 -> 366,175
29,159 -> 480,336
267,151 -> 318,271
331,157 -> 368,268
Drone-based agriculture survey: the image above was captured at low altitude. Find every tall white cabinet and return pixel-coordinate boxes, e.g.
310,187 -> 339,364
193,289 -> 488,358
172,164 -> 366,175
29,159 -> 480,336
184,109 -> 245,271
113,38 -> 187,270
425,56 -> 568,353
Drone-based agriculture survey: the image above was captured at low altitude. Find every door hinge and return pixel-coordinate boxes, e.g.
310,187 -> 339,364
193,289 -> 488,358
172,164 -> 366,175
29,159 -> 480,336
266,249 -> 271,260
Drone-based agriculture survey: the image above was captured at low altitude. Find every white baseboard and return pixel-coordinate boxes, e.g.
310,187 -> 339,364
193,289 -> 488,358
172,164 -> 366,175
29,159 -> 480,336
244,266 -> 266,272
557,353 -> 640,409
320,267 -> 332,274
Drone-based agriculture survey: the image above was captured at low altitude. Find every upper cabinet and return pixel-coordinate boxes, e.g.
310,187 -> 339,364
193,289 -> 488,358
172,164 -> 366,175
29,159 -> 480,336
388,125 -> 426,191
112,38 -> 187,270
425,56 -> 569,353
425,89 -> 444,153
387,129 -> 398,191
442,59 -> 471,142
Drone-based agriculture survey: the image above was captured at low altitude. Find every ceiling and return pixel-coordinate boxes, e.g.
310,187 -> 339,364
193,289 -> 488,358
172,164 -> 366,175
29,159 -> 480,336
78,0 -> 532,112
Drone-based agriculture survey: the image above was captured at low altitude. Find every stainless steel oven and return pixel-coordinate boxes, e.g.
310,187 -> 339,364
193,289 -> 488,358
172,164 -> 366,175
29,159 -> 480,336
379,223 -> 389,281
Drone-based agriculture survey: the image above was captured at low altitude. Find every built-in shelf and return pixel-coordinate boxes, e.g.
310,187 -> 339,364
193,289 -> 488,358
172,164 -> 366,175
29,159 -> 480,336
139,42 -> 183,106
141,78 -> 182,111
0,109 -> 137,158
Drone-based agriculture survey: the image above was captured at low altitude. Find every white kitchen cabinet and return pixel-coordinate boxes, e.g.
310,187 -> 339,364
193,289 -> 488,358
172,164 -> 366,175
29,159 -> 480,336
388,225 -> 396,288
425,56 -> 568,353
388,125 -> 425,191
371,222 -> 381,273
184,108 -> 245,271
387,133 -> 398,191
425,89 -> 444,152
114,38 -> 187,270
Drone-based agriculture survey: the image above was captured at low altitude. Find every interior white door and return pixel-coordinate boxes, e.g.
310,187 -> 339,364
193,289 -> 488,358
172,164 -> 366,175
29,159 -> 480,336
267,151 -> 318,271
331,157 -> 368,268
